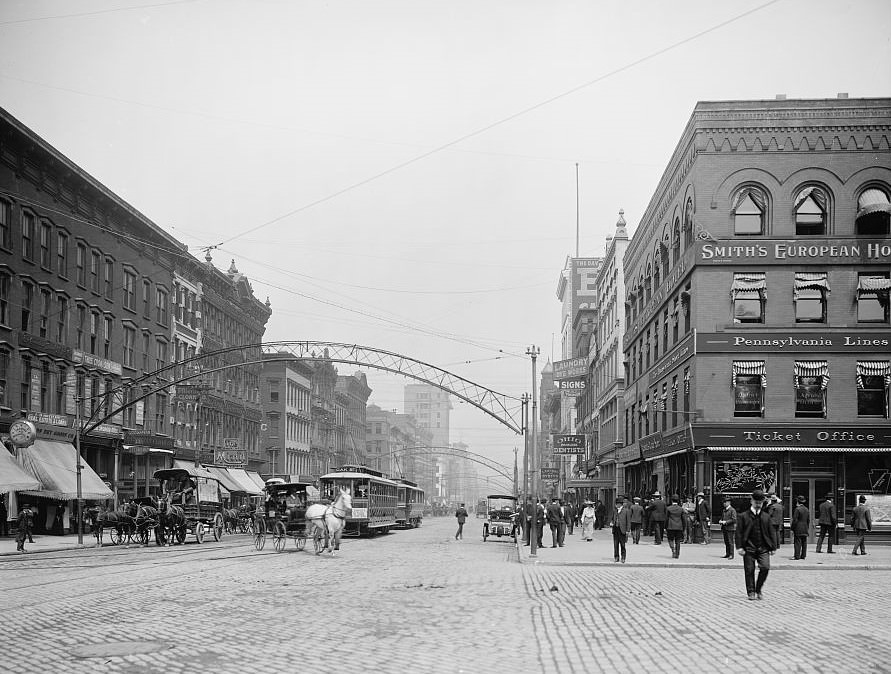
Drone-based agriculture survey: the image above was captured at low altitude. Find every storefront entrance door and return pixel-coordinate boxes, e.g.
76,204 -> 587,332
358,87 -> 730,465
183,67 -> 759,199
792,477 -> 834,543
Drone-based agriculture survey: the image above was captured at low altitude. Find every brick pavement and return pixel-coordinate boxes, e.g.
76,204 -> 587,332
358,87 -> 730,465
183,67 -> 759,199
1,518 -> 889,673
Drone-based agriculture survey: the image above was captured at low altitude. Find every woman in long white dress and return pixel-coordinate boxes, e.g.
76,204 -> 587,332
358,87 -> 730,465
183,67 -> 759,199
581,501 -> 596,541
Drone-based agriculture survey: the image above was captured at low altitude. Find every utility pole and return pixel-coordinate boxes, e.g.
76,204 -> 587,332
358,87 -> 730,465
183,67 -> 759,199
74,391 -> 84,545
526,345 -> 540,557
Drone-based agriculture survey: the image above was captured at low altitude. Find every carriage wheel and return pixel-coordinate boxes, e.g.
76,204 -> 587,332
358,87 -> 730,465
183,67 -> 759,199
212,513 -> 224,542
272,521 -> 287,552
296,537 -> 306,551
109,526 -> 122,546
253,519 -> 267,551
195,523 -> 205,544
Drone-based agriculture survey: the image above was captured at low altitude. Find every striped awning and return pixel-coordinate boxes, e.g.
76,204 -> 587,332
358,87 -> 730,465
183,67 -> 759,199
857,188 -> 891,218
857,361 -> 891,388
708,446 -> 890,453
794,361 -> 829,389
732,361 -> 766,388
794,272 -> 829,298
731,273 -> 766,298
857,275 -> 891,295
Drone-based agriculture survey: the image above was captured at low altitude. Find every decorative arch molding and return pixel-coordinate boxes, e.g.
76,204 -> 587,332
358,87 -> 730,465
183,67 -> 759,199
709,167 -> 783,210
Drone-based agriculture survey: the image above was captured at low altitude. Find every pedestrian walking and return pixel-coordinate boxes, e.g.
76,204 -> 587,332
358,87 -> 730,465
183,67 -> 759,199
546,498 -> 564,547
0,495 -> 8,537
522,497 -> 534,545
15,503 -> 33,553
594,499 -> 606,530
696,492 -> 711,544
681,496 -> 695,544
535,499 -> 546,547
851,495 -> 873,556
642,497 -> 652,536
815,493 -> 837,554
580,501 -> 596,541
719,497 -> 737,559
454,503 -> 468,540
647,491 -> 667,545
629,497 -> 644,544
562,501 -> 574,538
565,501 -> 576,536
611,496 -> 631,563
768,493 -> 783,547
791,495 -> 810,560
735,489 -> 778,601
665,495 -> 685,558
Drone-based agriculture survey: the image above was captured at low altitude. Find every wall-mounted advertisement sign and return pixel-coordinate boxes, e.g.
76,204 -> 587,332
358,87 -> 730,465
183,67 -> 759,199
697,331 -> 890,353
553,357 -> 588,380
214,450 -> 247,467
552,434 -> 586,454
558,377 -> 586,397
696,238 -> 890,264
713,461 -> 778,495
541,467 -> 559,481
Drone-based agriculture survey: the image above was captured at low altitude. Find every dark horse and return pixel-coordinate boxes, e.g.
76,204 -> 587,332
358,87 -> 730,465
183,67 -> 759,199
221,507 -> 239,534
85,503 -> 137,547
157,497 -> 187,546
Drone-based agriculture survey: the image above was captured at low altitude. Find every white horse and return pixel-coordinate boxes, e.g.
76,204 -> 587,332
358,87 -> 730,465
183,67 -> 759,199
305,487 -> 352,555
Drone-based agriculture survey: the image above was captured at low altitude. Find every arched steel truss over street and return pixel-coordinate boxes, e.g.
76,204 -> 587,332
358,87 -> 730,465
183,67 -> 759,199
82,341 -> 524,437
388,445 -> 513,482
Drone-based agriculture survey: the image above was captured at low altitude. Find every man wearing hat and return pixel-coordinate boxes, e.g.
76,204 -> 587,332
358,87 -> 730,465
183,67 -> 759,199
791,494 -> 810,560
718,497 -> 737,559
611,496 -> 632,563
815,492 -> 837,553
695,491 -> 711,544
646,491 -> 667,545
665,495 -> 686,558
735,489 -> 778,600
767,493 -> 784,547
629,497 -> 644,544
851,495 -> 873,556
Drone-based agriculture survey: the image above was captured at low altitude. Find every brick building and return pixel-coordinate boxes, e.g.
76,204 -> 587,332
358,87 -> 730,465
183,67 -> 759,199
621,96 -> 890,541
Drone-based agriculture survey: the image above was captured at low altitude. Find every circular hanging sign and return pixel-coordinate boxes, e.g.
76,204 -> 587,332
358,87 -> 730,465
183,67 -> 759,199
9,420 -> 37,448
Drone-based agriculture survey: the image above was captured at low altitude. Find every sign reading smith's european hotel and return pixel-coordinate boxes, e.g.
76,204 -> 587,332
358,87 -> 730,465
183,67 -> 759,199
697,238 -> 890,264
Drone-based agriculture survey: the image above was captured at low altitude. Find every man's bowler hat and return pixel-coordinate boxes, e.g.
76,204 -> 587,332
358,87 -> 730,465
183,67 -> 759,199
751,489 -> 766,502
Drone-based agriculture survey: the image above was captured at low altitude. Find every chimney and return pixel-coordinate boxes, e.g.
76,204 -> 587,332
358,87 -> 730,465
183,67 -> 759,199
837,92 -> 849,99
775,94 -> 787,100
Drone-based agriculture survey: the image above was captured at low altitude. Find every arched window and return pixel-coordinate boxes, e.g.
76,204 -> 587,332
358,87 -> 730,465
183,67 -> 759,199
672,218 -> 681,262
732,187 -> 766,235
683,199 -> 694,247
653,255 -> 661,290
795,186 -> 827,235
856,187 -> 890,236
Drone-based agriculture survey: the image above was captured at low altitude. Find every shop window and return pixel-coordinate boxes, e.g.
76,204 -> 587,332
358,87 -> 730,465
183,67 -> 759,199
857,361 -> 889,417
856,187 -> 890,236
732,188 -> 766,235
731,272 -> 766,323
857,273 -> 890,322
732,361 -> 765,417
794,187 -> 827,235
794,361 -> 828,418
794,272 -> 829,322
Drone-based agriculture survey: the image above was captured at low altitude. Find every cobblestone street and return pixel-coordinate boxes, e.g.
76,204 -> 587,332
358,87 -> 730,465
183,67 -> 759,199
2,517 -> 890,674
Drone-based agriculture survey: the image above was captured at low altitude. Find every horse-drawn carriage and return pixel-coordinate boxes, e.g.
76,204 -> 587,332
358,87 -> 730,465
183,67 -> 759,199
88,496 -> 160,547
153,466 -> 226,544
253,478 -> 352,555
482,494 -> 518,542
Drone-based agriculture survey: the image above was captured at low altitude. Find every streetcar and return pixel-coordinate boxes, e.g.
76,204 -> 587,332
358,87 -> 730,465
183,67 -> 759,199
319,465 -> 398,536
394,478 -> 424,529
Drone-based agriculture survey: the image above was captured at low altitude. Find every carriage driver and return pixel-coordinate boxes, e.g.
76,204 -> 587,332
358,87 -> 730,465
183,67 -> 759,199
285,488 -> 304,522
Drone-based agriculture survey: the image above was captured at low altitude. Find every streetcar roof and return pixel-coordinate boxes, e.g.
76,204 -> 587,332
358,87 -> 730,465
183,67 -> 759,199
320,470 -> 400,486
486,494 -> 517,501
153,466 -> 220,482
264,481 -> 313,493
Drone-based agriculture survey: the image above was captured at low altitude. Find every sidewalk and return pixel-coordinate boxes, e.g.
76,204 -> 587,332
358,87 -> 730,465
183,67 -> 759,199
517,527 -> 891,570
0,532 -> 94,557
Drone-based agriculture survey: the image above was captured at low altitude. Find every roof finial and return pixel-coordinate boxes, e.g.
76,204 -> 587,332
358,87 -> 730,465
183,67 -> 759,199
204,249 -> 213,264
228,259 -> 239,275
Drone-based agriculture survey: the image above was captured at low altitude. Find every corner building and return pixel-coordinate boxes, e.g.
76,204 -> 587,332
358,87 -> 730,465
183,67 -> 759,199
622,97 -> 891,543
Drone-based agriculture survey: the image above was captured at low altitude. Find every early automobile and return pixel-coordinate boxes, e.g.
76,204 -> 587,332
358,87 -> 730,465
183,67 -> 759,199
482,494 -> 518,542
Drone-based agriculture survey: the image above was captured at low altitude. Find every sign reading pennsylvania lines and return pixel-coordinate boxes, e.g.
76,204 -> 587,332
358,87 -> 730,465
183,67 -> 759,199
552,434 -> 586,454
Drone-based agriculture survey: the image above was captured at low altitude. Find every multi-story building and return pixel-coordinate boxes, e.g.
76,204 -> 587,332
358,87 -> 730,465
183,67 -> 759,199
336,371 -> 371,466
404,383 -> 450,447
260,353 -> 312,478
366,403 -> 434,494
621,96 -> 890,541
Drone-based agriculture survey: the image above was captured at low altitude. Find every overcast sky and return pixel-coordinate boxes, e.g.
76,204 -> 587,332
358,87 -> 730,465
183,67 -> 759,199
1,0 -> 889,483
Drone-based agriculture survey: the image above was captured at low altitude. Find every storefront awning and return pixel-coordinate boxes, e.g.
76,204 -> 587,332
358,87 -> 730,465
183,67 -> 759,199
794,272 -> 830,298
204,466 -> 245,493
707,446 -> 891,453
0,446 -> 41,494
857,188 -> 891,219
18,440 -> 113,500
246,470 -> 267,492
226,468 -> 262,495
731,273 -> 766,297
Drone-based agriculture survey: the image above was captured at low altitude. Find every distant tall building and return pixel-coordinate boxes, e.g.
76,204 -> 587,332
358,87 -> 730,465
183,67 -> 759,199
403,383 -> 451,447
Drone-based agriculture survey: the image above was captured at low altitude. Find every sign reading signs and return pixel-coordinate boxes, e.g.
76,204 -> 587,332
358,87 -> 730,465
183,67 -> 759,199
553,357 -> 587,381
558,377 -> 586,396
214,449 -> 247,467
540,467 -> 559,481
552,434 -> 586,454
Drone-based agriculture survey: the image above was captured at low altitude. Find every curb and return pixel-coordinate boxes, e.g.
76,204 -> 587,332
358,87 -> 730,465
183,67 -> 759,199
517,558 -> 891,571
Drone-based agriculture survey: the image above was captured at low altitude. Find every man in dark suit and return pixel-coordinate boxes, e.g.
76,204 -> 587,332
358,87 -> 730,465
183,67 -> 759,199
815,493 -> 837,553
563,501 -> 575,537
594,500 -> 606,530
611,496 -> 632,563
629,497 -> 644,544
791,495 -> 810,560
718,497 -> 737,559
546,498 -> 564,547
665,494 -> 686,558
851,495 -> 873,556
695,491 -> 711,544
647,491 -> 667,545
767,493 -> 784,547
735,489 -> 778,600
